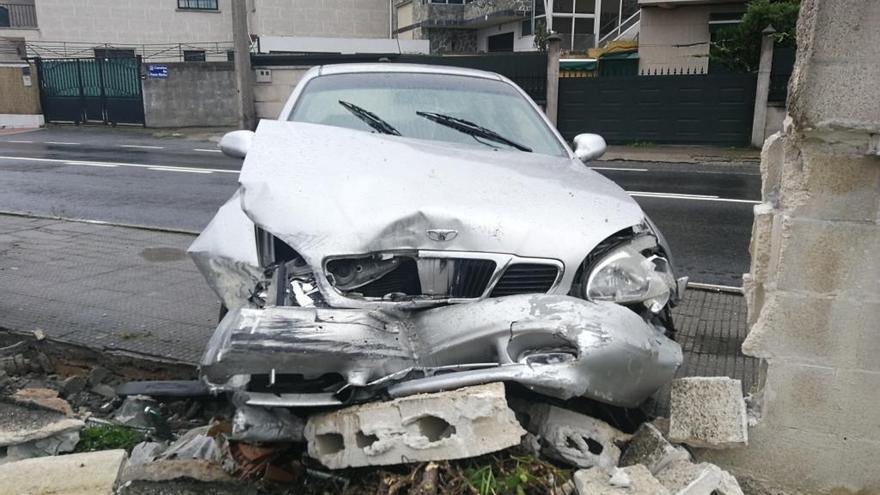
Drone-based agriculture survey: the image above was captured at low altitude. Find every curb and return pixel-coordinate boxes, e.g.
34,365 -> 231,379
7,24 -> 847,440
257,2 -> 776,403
0,209 -> 200,236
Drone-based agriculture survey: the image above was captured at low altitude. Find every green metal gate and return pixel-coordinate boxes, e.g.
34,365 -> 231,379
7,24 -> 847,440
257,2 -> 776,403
35,57 -> 145,125
557,73 -> 757,146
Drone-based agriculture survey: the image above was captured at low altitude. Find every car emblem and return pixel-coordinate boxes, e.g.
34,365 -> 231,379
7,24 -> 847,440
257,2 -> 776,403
426,229 -> 458,242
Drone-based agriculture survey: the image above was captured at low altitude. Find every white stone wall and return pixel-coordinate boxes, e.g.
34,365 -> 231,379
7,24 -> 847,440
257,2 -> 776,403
253,0 -> 390,38
252,65 -> 310,120
695,0 -> 880,492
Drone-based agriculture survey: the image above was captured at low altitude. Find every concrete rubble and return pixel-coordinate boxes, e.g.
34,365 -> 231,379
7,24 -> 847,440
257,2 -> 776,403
0,399 -> 84,464
574,465 -> 670,495
0,449 -> 127,495
513,401 -> 630,469
304,382 -> 526,469
619,422 -> 691,474
667,377 -> 748,449
654,460 -> 743,495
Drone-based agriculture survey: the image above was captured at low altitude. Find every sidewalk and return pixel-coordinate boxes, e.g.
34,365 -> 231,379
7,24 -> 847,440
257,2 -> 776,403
0,214 -> 759,392
601,145 -> 760,164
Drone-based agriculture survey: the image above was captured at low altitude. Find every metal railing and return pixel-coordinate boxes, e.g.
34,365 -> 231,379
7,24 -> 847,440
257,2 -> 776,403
24,40 -> 245,62
0,2 -> 38,28
597,10 -> 640,47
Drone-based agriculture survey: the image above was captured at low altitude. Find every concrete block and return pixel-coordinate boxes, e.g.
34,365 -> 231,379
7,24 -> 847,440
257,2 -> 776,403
0,449 -> 127,495
774,217 -> 880,298
619,422 -> 691,474
304,382 -> 524,469
513,402 -> 629,469
654,460 -> 724,495
119,459 -> 235,484
574,465 -> 670,495
668,377 -> 747,449
0,400 -> 84,448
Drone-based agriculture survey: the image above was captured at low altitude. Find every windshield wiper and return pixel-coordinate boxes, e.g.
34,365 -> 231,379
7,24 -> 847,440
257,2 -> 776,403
416,111 -> 532,152
338,100 -> 400,136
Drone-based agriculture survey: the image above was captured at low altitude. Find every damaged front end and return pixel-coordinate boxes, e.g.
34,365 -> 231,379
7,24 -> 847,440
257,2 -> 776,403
190,121 -> 684,410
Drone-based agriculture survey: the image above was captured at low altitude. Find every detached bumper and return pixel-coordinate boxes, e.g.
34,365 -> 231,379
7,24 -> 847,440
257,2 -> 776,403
200,294 -> 682,408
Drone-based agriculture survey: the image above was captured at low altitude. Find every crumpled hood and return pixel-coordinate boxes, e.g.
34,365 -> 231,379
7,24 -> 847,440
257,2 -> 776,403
239,120 -> 645,280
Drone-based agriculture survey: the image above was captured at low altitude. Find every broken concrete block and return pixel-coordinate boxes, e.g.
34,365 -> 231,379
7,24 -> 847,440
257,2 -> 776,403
0,449 -> 127,495
120,459 -> 235,484
655,460 -> 738,495
574,465 -> 670,495
91,383 -> 118,399
114,395 -> 160,428
667,377 -> 748,449
59,375 -> 87,398
619,422 -> 691,474
129,441 -> 165,466
0,400 -> 84,452
3,428 -> 80,463
512,401 -> 628,469
160,426 -> 223,464
304,382 -> 524,469
12,388 -> 73,416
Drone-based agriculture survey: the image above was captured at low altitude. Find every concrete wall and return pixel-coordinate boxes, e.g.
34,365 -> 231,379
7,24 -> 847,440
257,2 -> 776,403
0,62 -> 42,128
252,65 -> 311,120
638,3 -> 743,73
253,0 -> 390,39
696,1 -> 880,493
142,62 -> 237,128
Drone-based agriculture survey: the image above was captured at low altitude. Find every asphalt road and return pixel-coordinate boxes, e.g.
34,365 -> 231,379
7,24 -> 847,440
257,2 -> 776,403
0,127 -> 760,286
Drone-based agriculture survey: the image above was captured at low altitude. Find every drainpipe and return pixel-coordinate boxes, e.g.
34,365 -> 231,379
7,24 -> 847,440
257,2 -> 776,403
751,25 -> 776,147
545,33 -> 562,126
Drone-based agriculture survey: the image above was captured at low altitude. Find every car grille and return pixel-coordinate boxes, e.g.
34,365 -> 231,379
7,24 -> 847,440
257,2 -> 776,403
490,263 -> 560,297
356,258 -> 496,299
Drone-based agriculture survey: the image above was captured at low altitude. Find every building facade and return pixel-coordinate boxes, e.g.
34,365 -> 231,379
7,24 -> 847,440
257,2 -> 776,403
637,0 -> 747,73
393,0 -> 640,54
0,0 -> 400,61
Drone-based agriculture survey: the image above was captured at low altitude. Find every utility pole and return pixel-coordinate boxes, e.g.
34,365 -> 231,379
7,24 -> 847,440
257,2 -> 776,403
232,0 -> 256,130
545,33 -> 562,126
750,25 -> 776,147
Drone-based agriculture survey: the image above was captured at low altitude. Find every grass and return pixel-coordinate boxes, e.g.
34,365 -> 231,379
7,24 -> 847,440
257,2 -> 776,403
74,424 -> 147,453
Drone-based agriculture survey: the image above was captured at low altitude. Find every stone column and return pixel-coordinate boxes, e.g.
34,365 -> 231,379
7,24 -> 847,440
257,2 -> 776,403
545,34 -> 562,126
750,25 -> 776,147
697,1 -> 880,492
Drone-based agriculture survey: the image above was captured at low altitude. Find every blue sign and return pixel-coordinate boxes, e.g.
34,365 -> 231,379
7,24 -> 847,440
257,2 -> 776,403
148,64 -> 168,79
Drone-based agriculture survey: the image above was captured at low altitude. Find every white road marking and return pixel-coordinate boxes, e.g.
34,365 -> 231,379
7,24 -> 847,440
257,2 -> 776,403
45,141 -> 80,145
626,191 -> 761,204
119,144 -> 164,150
590,166 -> 648,172
147,166 -> 212,174
0,155 -> 239,174
6,140 -> 34,144
194,148 -> 222,153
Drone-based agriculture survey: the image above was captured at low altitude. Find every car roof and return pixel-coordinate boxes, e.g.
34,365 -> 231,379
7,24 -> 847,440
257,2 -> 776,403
317,63 -> 506,81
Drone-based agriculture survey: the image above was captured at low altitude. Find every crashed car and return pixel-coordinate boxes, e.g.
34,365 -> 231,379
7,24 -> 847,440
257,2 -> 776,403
190,63 -> 686,409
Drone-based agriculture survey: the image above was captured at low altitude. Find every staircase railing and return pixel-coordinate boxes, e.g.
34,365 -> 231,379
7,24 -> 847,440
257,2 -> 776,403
597,10 -> 641,47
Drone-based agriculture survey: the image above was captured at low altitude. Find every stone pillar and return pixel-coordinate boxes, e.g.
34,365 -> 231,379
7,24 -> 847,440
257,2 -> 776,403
545,34 -> 562,126
750,26 -> 776,148
697,1 -> 880,493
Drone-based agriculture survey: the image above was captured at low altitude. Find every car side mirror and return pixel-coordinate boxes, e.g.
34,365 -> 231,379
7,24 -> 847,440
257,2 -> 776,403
573,133 -> 607,162
219,130 -> 255,159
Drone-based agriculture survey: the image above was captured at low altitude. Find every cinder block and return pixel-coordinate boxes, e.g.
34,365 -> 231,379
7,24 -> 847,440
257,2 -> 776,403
574,465 -> 669,495
775,217 -> 880,298
512,402 -> 629,469
654,460 -> 744,495
668,377 -> 747,449
619,423 -> 691,475
303,382 -> 525,469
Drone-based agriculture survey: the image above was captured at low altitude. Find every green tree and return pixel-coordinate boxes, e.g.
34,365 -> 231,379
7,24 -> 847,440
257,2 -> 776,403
711,0 -> 800,72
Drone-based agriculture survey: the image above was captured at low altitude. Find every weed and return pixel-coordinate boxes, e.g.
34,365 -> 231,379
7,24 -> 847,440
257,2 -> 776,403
74,424 -> 147,453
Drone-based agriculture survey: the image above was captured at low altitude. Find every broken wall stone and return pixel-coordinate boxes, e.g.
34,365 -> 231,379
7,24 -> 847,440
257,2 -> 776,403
701,0 -> 880,492
667,378 -> 747,449
619,423 -> 690,475
304,382 -> 524,469
574,465 -> 670,495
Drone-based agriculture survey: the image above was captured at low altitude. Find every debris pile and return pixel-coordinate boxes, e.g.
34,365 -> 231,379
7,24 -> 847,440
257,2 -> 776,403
0,335 -> 753,494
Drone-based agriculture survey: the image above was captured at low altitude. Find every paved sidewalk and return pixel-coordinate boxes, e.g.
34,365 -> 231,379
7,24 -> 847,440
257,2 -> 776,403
601,145 -> 760,164
0,214 -> 759,392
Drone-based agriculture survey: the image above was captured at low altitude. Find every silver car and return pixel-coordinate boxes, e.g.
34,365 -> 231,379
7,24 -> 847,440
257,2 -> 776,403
190,64 -> 686,409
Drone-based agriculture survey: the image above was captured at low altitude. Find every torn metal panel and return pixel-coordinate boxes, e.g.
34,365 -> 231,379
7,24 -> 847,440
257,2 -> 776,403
201,294 -> 682,408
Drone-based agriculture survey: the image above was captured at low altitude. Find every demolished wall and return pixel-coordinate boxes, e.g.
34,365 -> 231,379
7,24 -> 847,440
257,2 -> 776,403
697,0 -> 880,492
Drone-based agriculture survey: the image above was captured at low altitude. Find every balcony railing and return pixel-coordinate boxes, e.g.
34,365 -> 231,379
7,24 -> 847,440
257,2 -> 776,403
0,2 -> 39,29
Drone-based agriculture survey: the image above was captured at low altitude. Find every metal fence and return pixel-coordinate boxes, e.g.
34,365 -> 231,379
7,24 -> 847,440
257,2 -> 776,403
25,41 -> 237,62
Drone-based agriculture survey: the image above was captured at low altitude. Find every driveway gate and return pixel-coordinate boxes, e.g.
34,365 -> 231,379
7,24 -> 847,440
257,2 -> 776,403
35,57 -> 145,125
557,73 -> 758,146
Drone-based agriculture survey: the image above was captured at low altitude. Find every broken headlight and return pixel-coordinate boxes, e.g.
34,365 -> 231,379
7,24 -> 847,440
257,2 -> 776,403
584,236 -> 675,313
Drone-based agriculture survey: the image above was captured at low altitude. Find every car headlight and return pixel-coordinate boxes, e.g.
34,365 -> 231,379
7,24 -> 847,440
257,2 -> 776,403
585,236 -> 676,313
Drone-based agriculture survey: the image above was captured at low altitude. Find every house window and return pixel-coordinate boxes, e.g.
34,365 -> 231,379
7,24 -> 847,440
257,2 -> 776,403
178,0 -> 219,10
532,0 -> 597,51
184,50 -> 206,62
521,18 -> 533,36
0,6 -> 10,28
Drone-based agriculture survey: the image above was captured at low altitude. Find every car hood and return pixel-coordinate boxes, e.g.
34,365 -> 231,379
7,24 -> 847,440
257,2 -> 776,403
239,120 -> 645,284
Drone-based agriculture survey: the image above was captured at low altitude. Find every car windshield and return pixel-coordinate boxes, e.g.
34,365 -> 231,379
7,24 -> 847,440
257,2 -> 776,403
288,71 -> 568,157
